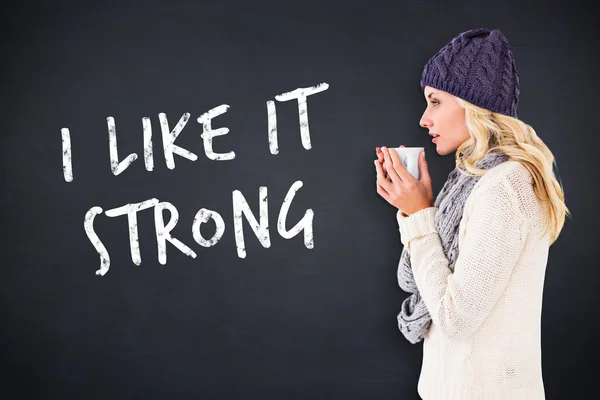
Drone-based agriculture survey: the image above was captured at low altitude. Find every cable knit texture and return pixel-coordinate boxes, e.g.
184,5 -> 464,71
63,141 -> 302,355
397,151 -> 509,344
420,28 -> 520,118
396,160 -> 550,399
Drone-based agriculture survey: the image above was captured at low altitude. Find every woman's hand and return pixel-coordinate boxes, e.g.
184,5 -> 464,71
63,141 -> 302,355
374,146 -> 434,216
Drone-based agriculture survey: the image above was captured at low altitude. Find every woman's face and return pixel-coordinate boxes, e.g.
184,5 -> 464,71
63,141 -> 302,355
419,86 -> 471,156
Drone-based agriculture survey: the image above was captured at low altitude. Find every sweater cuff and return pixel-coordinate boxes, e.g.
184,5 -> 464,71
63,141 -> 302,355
397,207 -> 438,249
396,210 -> 409,247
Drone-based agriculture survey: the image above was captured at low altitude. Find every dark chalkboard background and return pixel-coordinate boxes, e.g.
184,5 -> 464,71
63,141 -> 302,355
2,0 -> 597,398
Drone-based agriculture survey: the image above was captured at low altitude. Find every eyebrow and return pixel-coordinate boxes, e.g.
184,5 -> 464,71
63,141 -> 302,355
426,92 -> 437,99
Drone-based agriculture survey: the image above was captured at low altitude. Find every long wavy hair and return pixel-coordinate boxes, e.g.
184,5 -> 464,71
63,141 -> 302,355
453,97 -> 570,246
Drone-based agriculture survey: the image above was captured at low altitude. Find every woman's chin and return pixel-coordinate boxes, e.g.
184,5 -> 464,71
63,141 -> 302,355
435,145 -> 454,156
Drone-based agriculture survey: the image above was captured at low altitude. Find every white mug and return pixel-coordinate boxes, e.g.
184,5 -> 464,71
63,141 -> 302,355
391,147 -> 424,180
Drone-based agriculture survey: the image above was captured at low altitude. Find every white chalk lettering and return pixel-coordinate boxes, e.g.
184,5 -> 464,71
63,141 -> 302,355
197,104 -> 235,161
232,186 -> 270,259
61,128 -> 73,182
275,82 -> 329,150
85,180 -> 313,274
159,112 -> 198,169
154,201 -> 198,265
266,100 -> 278,155
142,117 -> 153,171
84,206 -> 110,276
278,180 -> 314,249
104,199 -> 160,266
192,208 -> 226,248
107,116 -> 138,175
69,82 -> 330,275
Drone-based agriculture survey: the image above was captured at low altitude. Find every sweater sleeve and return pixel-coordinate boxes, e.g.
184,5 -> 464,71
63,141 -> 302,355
396,176 -> 527,341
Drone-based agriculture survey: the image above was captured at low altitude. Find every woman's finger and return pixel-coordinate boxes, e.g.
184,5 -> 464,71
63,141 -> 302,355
376,148 -> 392,181
382,148 -> 399,184
375,161 -> 391,202
374,160 -> 393,191
376,148 -> 385,163
375,149 -> 389,177
376,182 -> 390,203
379,158 -> 389,178
374,158 -> 385,178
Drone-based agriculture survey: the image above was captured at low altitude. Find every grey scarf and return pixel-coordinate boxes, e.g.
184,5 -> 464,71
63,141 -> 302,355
396,150 -> 509,344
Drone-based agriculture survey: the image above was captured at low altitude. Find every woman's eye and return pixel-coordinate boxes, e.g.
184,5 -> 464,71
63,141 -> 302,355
431,100 -> 439,106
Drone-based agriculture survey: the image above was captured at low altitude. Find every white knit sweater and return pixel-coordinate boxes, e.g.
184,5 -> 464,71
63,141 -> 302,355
396,160 -> 550,400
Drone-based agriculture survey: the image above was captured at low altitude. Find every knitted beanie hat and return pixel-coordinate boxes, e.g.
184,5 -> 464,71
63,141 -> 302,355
420,28 -> 520,118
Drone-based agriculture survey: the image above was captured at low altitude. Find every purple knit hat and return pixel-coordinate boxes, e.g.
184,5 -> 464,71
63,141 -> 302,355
420,28 -> 520,118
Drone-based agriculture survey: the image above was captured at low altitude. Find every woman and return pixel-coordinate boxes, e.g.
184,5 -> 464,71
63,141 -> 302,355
374,28 -> 569,399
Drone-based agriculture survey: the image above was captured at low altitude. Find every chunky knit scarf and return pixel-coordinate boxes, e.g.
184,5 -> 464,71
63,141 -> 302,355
396,150 -> 509,344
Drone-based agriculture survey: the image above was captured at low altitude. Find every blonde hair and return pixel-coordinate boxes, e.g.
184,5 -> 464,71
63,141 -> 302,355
454,97 -> 570,246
